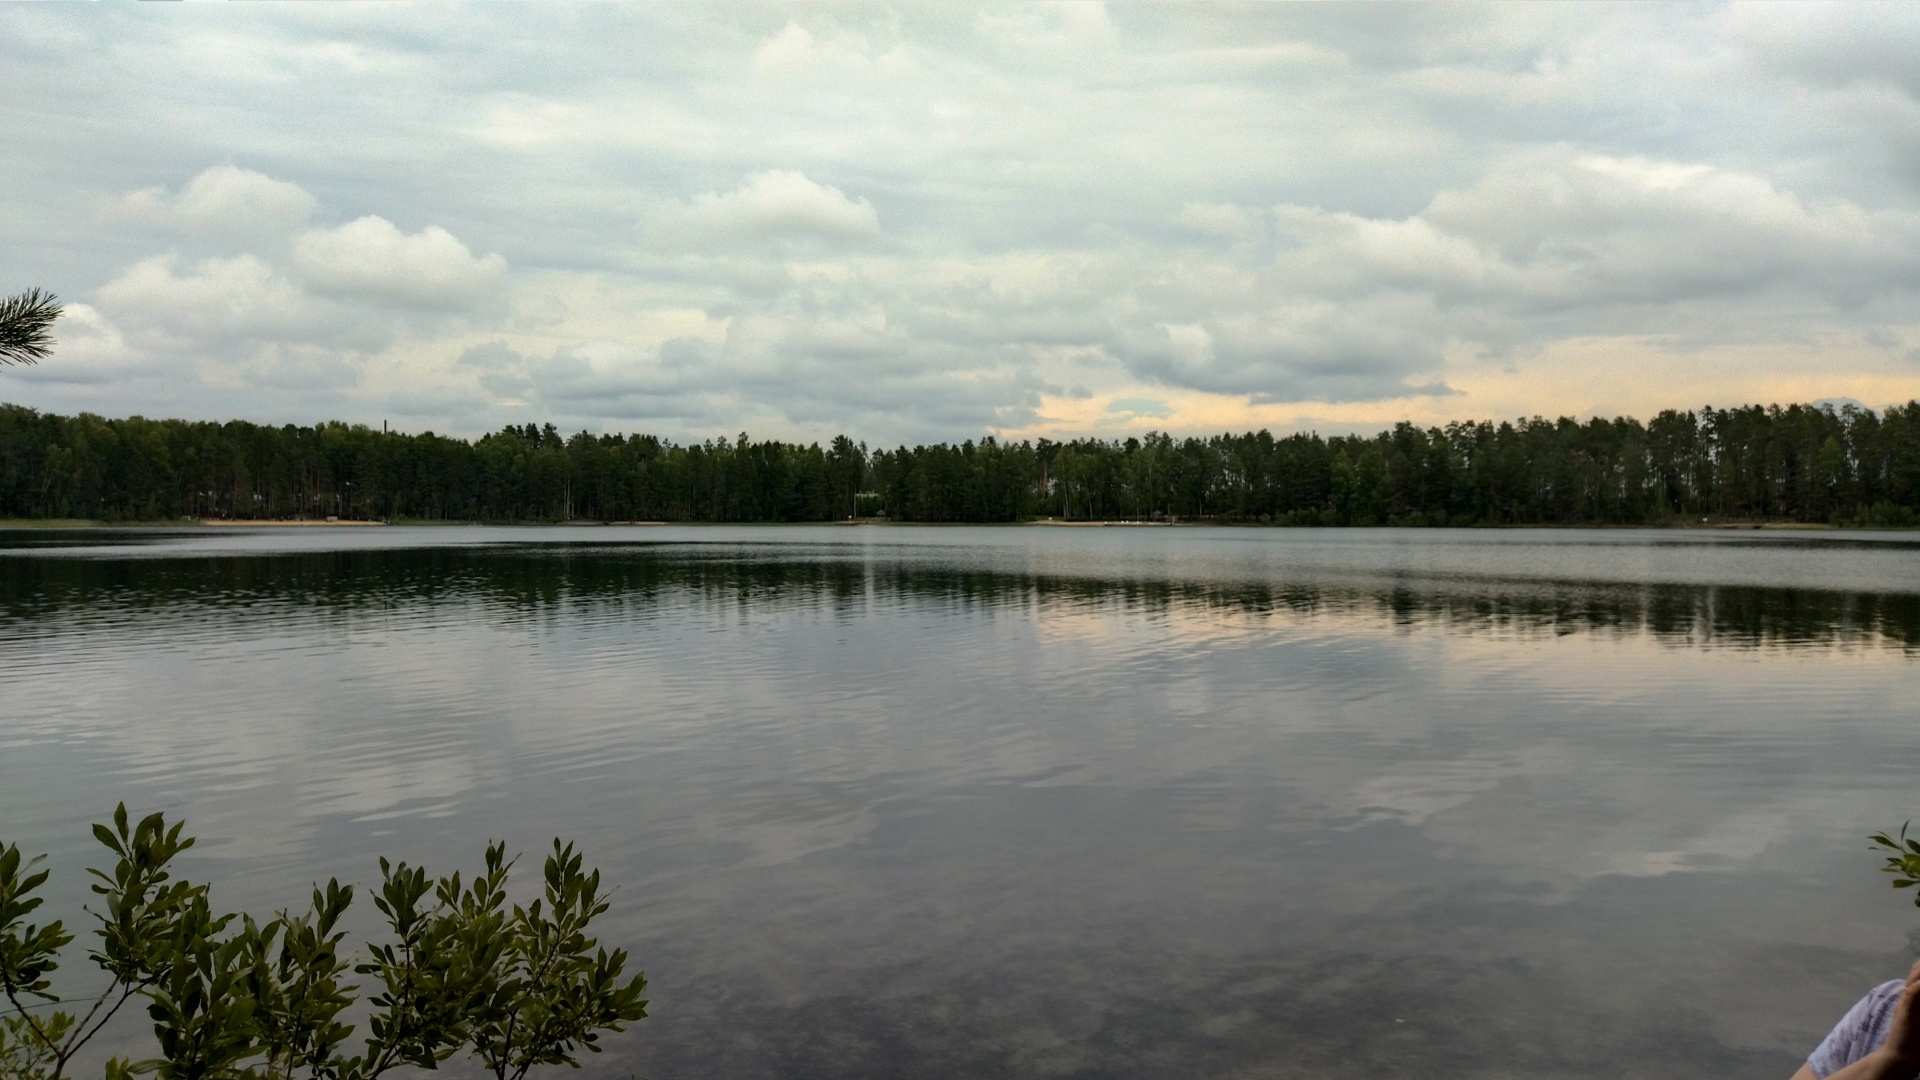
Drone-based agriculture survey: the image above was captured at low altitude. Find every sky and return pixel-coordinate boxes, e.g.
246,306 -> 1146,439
3,2 -> 1920,446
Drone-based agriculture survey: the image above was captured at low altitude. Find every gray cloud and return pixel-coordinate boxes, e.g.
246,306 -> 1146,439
456,340 -> 528,371
1,4 -> 1918,439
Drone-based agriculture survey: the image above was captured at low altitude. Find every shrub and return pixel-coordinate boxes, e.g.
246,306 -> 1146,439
1,806 -> 646,1080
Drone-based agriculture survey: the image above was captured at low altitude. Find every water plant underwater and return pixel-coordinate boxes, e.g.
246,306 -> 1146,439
0,805 -> 647,1080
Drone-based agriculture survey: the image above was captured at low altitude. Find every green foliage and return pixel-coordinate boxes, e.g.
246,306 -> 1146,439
0,844 -> 73,1002
246,882 -> 355,1080
1,1012 -> 72,1080
1872,823 -> 1920,904
0,807 -> 646,1080
467,843 -> 649,1080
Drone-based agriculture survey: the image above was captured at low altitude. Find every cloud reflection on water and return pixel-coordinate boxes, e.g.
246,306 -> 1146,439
3,528 -> 1919,1078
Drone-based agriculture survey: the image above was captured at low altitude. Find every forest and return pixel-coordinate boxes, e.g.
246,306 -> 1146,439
1,400 -> 1918,527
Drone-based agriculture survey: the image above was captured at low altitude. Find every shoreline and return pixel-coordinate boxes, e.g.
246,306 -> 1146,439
196,518 -> 388,527
0,518 -> 1899,532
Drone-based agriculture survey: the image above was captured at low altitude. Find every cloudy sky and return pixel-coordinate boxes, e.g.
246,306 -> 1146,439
3,3 -> 1919,445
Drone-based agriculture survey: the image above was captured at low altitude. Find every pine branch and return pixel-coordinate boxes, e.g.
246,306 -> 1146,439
0,289 -> 63,366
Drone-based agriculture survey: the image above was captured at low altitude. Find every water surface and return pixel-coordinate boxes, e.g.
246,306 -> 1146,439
5,525 -> 1920,1079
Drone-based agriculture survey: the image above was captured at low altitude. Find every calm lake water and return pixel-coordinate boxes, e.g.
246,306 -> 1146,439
5,525 -> 1920,1079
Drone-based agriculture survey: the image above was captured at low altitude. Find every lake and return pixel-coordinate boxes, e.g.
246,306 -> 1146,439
5,525 -> 1920,1079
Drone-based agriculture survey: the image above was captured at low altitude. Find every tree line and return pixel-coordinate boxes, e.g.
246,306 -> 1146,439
2,400 -> 1918,526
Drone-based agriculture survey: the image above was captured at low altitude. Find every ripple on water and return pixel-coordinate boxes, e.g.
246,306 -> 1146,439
4,527 -> 1920,1078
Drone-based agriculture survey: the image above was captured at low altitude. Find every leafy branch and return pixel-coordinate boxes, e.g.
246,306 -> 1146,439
468,842 -> 648,1080
1872,822 -> 1920,903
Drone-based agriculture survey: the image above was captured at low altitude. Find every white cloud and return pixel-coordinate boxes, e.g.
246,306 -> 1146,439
80,169 -> 508,399
4,303 -> 136,387
751,22 -> 914,81
1260,150 -> 1920,319
97,255 -> 318,345
68,187 -> 509,400
668,171 -> 882,242
1177,203 -> 1265,243
68,255 -> 377,398
118,165 -> 318,240
978,3 -> 1117,52
1161,323 -> 1213,367
291,216 -> 507,309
